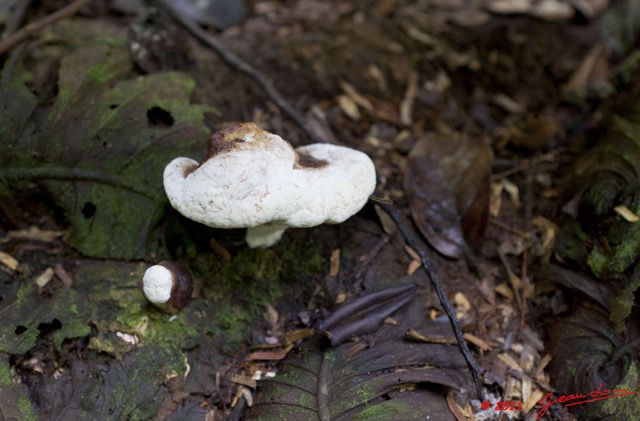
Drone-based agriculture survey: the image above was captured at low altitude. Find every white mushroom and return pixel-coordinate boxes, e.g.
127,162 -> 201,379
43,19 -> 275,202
163,123 -> 376,247
142,261 -> 193,314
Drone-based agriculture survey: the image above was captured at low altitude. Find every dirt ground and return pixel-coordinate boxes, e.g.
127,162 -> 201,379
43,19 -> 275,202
1,0 -> 640,420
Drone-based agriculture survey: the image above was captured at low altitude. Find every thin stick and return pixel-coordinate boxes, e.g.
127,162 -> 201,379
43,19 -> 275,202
489,217 -> 531,240
0,0 -> 90,55
160,0 -> 319,144
379,203 -> 483,399
491,147 -> 566,181
519,249 -> 528,331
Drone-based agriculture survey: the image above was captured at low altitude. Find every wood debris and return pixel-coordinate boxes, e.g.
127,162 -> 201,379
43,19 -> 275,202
0,251 -> 19,271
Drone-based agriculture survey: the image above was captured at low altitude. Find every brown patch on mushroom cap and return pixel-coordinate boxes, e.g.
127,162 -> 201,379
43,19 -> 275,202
294,152 -> 328,169
202,122 -> 272,162
181,161 -> 199,177
160,260 -> 193,313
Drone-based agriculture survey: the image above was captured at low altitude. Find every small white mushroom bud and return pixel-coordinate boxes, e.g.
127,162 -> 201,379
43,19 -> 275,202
142,261 -> 193,314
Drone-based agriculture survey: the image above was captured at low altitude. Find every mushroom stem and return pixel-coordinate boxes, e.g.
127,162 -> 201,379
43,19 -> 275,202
245,223 -> 289,248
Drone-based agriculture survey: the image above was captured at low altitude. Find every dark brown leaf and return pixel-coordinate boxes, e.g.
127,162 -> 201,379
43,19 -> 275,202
319,283 -> 416,345
546,298 -> 640,420
247,297 -> 469,421
404,133 -> 493,258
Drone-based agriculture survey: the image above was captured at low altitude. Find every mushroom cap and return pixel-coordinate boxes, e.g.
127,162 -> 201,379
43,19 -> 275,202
163,123 -> 376,230
143,264 -> 173,304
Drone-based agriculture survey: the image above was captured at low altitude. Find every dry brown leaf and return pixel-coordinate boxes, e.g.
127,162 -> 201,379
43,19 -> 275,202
337,95 -> 360,120
565,42 -> 610,93
34,267 -> 54,288
498,353 -> 523,372
406,328 -> 457,345
339,80 -> 374,113
614,205 -> 640,222
4,227 -> 66,243
399,71 -> 418,126
407,259 -> 421,275
404,133 -> 493,258
463,333 -> 492,352
230,373 -> 257,389
329,248 -> 341,277
246,345 -> 293,361
0,251 -> 19,271
284,328 -> 314,344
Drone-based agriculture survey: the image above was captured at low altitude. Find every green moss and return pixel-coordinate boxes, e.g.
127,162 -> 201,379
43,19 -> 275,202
16,281 -> 34,304
352,400 -> 408,420
358,385 -> 376,402
17,396 -> 37,421
0,361 -> 11,386
188,237 -> 323,351
587,249 -> 608,278
584,361 -> 640,419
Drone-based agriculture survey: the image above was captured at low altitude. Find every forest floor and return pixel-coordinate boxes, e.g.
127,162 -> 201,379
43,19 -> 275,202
1,0 -> 639,420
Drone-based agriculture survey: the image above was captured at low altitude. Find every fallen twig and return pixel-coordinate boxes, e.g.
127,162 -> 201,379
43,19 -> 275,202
1,0 -> 34,40
0,0 -> 90,56
491,147 -> 566,181
379,203 -> 483,399
160,0 -> 319,144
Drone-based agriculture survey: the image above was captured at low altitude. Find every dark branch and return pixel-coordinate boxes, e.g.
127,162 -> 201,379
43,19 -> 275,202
160,0 -> 320,144
379,203 -> 483,399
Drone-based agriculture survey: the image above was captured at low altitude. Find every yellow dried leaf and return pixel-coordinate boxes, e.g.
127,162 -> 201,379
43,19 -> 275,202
337,95 -> 360,120
35,267 -> 54,288
614,205 -> 640,222
0,251 -> 19,271
329,248 -> 341,277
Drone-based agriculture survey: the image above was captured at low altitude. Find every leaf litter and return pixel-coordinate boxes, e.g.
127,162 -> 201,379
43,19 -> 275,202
2,0 -> 640,420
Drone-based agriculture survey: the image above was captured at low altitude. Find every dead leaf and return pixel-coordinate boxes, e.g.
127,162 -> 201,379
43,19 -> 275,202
404,133 -> 493,258
614,205 -> 640,222
247,324 -> 468,420
546,299 -> 640,419
34,267 -> 54,288
246,346 -> 293,361
4,226 -> 66,243
337,95 -> 360,120
0,251 -> 19,271
320,283 -> 416,345
54,263 -> 74,287
0,19 -> 211,260
510,116 -> 558,151
330,248 -> 341,277
339,80 -> 374,113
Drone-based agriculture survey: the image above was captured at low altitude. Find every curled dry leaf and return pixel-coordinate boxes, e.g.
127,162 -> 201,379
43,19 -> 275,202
404,133 -> 493,259
319,283 -> 416,346
247,302 -> 469,421
546,298 -> 640,419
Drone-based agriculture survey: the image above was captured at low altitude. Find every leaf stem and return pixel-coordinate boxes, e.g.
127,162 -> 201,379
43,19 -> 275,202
0,0 -> 90,56
379,203 -> 483,399
0,166 -> 155,200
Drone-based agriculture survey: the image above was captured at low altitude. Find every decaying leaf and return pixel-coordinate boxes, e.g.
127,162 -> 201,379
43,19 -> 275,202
0,282 -> 91,355
550,102 -> 640,337
404,133 -> 493,259
319,283 -> 416,345
546,298 -> 640,420
0,355 -> 37,420
562,111 -> 640,279
0,19 -> 212,260
247,299 -> 470,421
